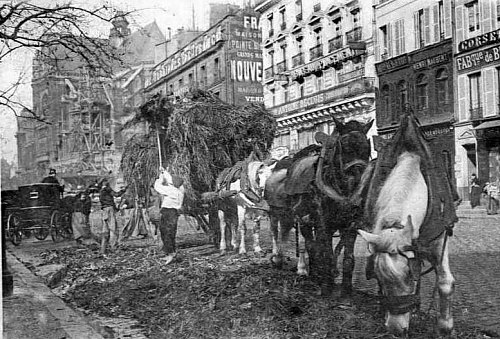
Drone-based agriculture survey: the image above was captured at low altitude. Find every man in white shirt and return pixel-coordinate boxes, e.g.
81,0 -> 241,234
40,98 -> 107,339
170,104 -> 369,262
154,167 -> 185,264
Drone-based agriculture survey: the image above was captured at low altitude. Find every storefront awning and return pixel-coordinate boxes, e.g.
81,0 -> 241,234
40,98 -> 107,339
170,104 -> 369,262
474,120 -> 500,130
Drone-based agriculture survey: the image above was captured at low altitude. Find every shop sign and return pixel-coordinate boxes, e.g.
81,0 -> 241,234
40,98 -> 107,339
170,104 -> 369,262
380,125 -> 450,141
271,77 -> 371,116
338,68 -> 364,82
413,53 -> 450,70
375,54 -> 409,75
147,25 -> 224,87
290,47 -> 365,80
456,45 -> 500,72
228,12 -> 264,105
458,28 -> 500,53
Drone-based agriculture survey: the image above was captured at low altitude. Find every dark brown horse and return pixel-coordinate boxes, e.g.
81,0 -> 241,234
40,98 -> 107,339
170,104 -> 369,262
265,117 -> 373,296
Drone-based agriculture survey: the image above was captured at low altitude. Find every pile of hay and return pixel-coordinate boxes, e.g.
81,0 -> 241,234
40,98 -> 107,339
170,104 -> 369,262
121,89 -> 276,210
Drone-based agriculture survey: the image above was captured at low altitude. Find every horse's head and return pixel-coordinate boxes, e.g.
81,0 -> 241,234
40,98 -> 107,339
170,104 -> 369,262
315,118 -> 373,203
358,216 -> 420,336
248,161 -> 274,198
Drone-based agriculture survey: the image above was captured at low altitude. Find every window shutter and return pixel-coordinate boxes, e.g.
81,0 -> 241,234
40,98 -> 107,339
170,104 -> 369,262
387,22 -> 392,57
289,84 -> 296,100
424,7 -> 430,45
394,21 -> 400,54
483,69 -> 495,117
324,69 -> 333,88
433,5 -> 439,43
444,0 -> 452,38
455,6 -> 464,49
375,28 -> 380,60
481,1 -> 491,33
305,76 -> 314,95
414,12 -> 420,49
458,75 -> 467,121
399,19 -> 405,53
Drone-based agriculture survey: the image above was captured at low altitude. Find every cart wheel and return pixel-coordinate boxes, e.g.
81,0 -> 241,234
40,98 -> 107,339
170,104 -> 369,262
34,227 -> 50,240
60,213 -> 73,240
7,214 -> 22,246
50,211 -> 63,242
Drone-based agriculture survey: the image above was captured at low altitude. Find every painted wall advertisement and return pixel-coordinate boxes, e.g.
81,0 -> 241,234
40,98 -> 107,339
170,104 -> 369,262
228,12 -> 264,105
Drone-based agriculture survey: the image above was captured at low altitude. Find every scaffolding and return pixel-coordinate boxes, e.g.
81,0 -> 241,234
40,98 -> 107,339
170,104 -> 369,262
57,68 -> 115,174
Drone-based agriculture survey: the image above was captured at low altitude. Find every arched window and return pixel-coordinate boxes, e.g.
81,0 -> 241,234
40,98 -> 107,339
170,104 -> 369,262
381,84 -> 390,121
398,80 -> 408,110
436,68 -> 449,105
416,74 -> 428,110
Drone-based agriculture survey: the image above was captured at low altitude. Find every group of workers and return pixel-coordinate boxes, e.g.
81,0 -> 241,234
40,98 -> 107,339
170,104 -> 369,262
42,167 -> 185,263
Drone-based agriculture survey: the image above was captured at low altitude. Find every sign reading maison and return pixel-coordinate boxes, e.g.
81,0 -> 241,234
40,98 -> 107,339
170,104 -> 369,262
229,12 -> 264,104
147,25 -> 224,87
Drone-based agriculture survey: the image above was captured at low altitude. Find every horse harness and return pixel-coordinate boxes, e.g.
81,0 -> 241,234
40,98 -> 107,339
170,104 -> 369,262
378,225 -> 453,315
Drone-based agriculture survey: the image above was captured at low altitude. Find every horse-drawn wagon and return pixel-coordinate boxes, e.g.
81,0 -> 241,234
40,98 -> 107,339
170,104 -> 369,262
4,183 -> 73,245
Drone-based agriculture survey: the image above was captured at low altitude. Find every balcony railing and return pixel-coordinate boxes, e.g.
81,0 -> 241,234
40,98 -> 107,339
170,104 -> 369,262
469,106 -> 483,120
292,53 -> 304,67
281,22 -> 287,30
265,67 -> 274,80
313,3 -> 321,12
296,13 -> 302,22
276,60 -> 287,73
269,29 -> 274,37
328,36 -> 343,52
309,44 -> 323,61
346,27 -> 362,42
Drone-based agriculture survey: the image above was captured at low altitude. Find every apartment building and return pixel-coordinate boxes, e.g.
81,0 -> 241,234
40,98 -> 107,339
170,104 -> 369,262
454,0 -> 500,197
145,8 -> 263,106
374,0 -> 456,190
255,0 -> 376,153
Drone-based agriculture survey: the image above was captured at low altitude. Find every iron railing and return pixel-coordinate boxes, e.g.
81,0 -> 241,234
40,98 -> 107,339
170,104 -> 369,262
328,36 -> 343,52
346,27 -> 362,42
310,44 -> 323,61
292,53 -> 304,67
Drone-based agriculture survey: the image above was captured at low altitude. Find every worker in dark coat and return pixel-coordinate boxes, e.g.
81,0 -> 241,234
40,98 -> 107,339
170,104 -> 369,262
99,179 -> 127,254
72,185 -> 96,245
42,168 -> 64,193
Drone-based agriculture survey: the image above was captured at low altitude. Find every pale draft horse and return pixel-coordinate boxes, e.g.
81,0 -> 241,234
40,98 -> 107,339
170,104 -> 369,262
358,151 -> 454,336
218,161 -> 273,255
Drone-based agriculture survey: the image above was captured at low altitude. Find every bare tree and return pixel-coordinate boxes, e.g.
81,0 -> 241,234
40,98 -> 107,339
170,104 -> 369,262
0,1 -> 131,119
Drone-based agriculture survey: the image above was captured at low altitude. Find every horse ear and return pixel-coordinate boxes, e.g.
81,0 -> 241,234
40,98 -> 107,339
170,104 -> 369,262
363,119 -> 374,135
331,116 -> 346,134
358,230 -> 383,253
315,131 -> 329,144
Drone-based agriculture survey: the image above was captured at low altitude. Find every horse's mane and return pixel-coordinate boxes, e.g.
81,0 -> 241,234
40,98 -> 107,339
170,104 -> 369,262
374,152 -> 422,228
375,252 -> 410,287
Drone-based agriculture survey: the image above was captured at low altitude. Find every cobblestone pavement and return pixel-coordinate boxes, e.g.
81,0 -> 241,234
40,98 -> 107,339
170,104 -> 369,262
342,213 -> 500,336
6,210 -> 499,337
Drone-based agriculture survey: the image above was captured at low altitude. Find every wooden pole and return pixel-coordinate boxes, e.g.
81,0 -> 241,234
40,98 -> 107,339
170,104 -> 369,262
156,128 -> 163,169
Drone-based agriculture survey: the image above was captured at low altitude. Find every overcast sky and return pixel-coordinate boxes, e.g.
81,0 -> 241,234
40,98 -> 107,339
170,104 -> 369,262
0,0 -> 244,165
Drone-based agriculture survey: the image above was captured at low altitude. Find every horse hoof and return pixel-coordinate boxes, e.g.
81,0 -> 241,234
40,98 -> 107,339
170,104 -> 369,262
297,268 -> 308,276
220,250 -> 227,256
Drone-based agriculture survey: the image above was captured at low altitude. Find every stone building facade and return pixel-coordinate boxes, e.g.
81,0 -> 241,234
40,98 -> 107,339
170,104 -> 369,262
16,19 -> 165,186
374,0 -> 456,188
453,0 -> 500,198
255,0 -> 376,154
145,8 -> 263,106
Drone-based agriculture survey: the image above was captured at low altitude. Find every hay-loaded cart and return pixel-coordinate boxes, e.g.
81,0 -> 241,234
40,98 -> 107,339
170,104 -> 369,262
5,183 -> 73,245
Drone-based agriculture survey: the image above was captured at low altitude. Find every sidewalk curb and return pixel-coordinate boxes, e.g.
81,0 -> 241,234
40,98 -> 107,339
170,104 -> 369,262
5,251 -> 107,339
